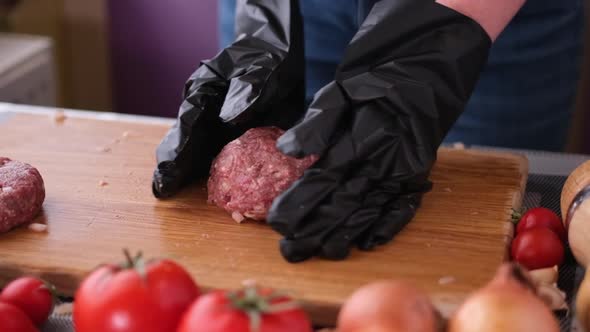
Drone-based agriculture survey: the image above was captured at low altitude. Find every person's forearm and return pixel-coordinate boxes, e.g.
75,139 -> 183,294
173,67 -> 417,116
436,0 -> 525,41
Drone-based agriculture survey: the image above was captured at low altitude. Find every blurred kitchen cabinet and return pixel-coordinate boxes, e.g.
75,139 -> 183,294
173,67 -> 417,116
8,0 -> 112,112
0,33 -> 57,106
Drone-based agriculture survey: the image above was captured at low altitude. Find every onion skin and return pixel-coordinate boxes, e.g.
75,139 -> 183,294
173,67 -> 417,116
561,160 -> 590,228
448,263 -> 559,332
337,280 -> 442,332
561,160 -> 590,266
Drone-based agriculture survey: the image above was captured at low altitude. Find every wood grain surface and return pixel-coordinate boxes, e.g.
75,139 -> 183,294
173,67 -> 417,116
0,112 -> 528,325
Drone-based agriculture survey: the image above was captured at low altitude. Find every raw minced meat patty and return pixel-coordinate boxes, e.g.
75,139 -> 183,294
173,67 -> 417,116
207,127 -> 317,222
0,157 -> 45,233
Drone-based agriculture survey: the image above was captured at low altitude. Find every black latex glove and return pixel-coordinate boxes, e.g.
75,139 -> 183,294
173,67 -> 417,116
152,0 -> 305,198
267,0 -> 492,262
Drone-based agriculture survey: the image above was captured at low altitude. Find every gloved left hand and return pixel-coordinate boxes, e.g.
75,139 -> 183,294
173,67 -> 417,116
267,0 -> 492,262
152,0 -> 305,198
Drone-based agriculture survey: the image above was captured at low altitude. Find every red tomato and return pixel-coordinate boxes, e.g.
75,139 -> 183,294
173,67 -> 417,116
73,253 -> 200,332
516,207 -> 566,243
0,301 -> 39,332
511,228 -> 564,270
0,277 -> 54,326
178,286 -> 313,332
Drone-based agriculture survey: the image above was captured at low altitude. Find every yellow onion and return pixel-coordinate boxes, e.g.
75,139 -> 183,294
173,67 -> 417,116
448,263 -> 559,332
561,160 -> 590,266
337,280 -> 442,332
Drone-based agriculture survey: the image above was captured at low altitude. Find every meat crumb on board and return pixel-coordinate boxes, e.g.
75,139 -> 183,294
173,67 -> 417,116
28,223 -> 48,232
438,276 -> 456,285
232,211 -> 245,223
98,180 -> 108,187
53,111 -> 67,123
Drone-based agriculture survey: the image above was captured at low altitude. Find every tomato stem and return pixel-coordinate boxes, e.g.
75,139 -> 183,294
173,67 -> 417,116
227,285 -> 302,332
123,248 -> 135,268
511,208 -> 524,224
119,249 -> 148,283
39,278 -> 59,315
135,256 -> 147,283
248,311 -> 262,332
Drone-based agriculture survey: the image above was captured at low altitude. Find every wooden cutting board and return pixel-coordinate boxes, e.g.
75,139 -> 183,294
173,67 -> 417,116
0,112 -> 527,325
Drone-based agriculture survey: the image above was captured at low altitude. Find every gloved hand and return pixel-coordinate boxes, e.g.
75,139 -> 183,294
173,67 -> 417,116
152,0 -> 305,198
267,0 -> 492,262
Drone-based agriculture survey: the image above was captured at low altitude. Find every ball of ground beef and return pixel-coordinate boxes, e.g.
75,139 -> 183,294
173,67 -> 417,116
207,127 -> 317,222
0,157 -> 45,233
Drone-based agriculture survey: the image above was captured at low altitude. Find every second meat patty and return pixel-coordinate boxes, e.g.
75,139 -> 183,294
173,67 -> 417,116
0,157 -> 45,233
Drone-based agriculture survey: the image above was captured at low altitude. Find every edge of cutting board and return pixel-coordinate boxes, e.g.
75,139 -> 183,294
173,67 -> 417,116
441,147 -> 528,260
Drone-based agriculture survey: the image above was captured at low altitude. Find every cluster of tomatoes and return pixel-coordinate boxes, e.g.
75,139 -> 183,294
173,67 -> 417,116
511,207 -> 567,270
0,250 -> 313,332
73,251 -> 314,332
0,276 -> 54,331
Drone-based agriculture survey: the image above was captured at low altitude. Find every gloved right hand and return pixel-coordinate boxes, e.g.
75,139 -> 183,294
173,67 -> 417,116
152,0 -> 305,198
267,0 -> 492,262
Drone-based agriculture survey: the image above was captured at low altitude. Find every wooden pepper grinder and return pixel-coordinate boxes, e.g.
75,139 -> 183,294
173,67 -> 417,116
561,160 -> 590,267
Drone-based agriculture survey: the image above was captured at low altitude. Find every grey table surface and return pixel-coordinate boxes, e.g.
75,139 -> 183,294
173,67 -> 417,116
0,102 -> 589,331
